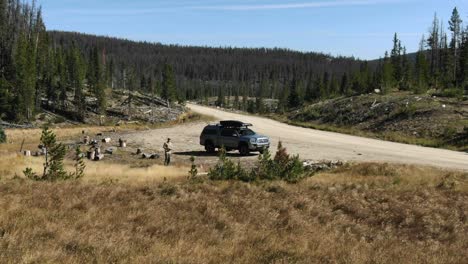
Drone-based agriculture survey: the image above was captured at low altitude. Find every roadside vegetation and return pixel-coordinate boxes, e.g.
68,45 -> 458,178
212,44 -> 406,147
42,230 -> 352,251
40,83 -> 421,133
0,162 -> 466,263
0,125 -> 466,263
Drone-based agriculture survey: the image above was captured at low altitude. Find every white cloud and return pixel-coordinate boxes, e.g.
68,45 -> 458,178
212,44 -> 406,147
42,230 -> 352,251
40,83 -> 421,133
190,0 -> 405,11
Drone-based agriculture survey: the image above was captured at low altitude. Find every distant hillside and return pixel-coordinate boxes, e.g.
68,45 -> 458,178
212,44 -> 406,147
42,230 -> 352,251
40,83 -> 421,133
48,31 -> 364,97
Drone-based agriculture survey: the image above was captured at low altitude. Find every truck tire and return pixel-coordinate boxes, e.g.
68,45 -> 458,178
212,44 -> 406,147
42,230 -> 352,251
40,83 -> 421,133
205,141 -> 216,153
239,144 -> 250,156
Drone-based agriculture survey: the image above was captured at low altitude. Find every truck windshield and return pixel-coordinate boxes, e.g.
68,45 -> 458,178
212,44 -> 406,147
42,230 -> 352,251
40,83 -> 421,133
240,129 -> 255,136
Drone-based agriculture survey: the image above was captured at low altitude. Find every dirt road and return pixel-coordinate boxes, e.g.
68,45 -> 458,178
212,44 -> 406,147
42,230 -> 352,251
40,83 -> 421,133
126,103 -> 468,170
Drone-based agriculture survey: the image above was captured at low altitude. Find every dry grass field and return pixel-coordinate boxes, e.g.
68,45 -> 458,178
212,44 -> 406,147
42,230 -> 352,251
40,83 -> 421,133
0,162 -> 467,264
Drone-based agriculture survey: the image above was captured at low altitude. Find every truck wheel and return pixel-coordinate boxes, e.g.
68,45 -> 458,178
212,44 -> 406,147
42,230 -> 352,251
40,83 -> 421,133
239,144 -> 250,156
205,141 -> 216,153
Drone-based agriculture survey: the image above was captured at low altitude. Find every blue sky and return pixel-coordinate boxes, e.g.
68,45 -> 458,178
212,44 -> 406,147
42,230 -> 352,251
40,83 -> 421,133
39,0 -> 468,59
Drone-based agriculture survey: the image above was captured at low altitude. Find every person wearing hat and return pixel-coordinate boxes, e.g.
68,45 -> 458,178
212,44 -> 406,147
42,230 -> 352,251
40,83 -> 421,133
163,138 -> 173,166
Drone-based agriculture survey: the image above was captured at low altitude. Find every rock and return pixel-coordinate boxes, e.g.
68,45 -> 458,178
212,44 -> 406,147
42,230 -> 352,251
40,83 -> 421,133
136,148 -> 143,155
374,89 -> 381,94
83,136 -> 90,144
105,147 -> 116,154
23,150 -> 31,157
150,154 -> 160,159
87,150 -> 95,160
95,154 -> 105,161
303,160 -> 345,173
102,137 -> 111,143
141,153 -> 152,159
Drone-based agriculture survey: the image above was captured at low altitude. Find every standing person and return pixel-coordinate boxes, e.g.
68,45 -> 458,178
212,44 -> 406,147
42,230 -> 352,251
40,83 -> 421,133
163,138 -> 173,166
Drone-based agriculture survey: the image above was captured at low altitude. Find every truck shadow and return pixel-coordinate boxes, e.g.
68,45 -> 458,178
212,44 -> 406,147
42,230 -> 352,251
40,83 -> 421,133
174,151 -> 258,157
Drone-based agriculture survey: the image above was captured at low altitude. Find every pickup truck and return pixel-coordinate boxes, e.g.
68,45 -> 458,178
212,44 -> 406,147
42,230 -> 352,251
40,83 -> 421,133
199,120 -> 270,156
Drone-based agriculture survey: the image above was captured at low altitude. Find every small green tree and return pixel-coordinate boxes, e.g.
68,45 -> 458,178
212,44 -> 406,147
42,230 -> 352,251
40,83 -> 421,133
188,156 -> 198,179
24,127 -> 85,181
208,148 -> 239,181
73,146 -> 86,180
0,126 -> 6,143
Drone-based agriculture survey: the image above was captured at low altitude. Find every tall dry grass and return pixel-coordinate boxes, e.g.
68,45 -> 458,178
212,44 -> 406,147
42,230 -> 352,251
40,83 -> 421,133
0,163 -> 466,263
0,152 -> 189,183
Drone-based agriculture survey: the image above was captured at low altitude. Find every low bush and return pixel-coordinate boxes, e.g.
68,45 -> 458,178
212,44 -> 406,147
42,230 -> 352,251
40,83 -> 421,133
441,88 -> 464,99
209,142 -> 306,183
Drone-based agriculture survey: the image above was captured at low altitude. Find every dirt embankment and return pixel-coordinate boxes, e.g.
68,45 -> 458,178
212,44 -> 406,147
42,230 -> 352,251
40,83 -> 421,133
289,93 -> 468,149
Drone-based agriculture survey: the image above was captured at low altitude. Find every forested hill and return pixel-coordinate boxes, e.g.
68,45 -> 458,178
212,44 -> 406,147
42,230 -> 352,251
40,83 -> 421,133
48,30 -> 362,95
1,0 -> 465,124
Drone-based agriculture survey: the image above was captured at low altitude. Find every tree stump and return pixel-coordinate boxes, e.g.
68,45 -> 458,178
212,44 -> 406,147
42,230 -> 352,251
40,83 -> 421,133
119,138 -> 127,148
87,150 -> 96,160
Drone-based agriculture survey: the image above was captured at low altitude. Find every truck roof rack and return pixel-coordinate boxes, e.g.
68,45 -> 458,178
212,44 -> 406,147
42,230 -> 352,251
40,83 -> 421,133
220,120 -> 252,128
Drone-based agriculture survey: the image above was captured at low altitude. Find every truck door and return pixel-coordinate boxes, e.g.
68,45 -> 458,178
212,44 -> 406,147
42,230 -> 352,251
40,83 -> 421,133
220,128 -> 239,149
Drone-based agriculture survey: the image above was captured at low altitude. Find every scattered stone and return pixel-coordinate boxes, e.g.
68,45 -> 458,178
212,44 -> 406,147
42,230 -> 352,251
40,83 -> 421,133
119,138 -> 127,148
374,89 -> 381,94
95,154 -> 105,161
136,148 -> 143,155
150,154 -> 160,159
87,150 -> 95,160
141,153 -> 152,159
96,133 -> 103,136
102,137 -> 111,143
303,160 -> 344,173
23,150 -> 31,157
105,147 -> 116,155
83,136 -> 90,144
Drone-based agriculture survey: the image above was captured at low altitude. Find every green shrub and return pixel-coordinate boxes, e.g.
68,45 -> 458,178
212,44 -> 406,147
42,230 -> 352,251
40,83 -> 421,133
188,156 -> 198,179
0,126 -> 6,143
24,127 -> 85,181
440,88 -> 463,99
208,148 -> 247,181
209,142 -> 306,183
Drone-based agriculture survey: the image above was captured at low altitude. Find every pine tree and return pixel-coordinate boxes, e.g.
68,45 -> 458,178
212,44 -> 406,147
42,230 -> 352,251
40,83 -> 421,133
241,83 -> 248,111
340,73 -> 349,95
381,51 -> 394,93
287,78 -> 302,109
427,13 -> 440,86
276,83 -> 289,114
68,46 -> 86,121
161,63 -> 176,103
88,46 -> 106,114
391,33 -> 402,86
458,30 -> 468,93
216,86 -> 225,107
414,36 -> 430,93
400,47 -> 412,90
304,77 -> 316,102
449,7 -> 463,86
14,32 -> 36,121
